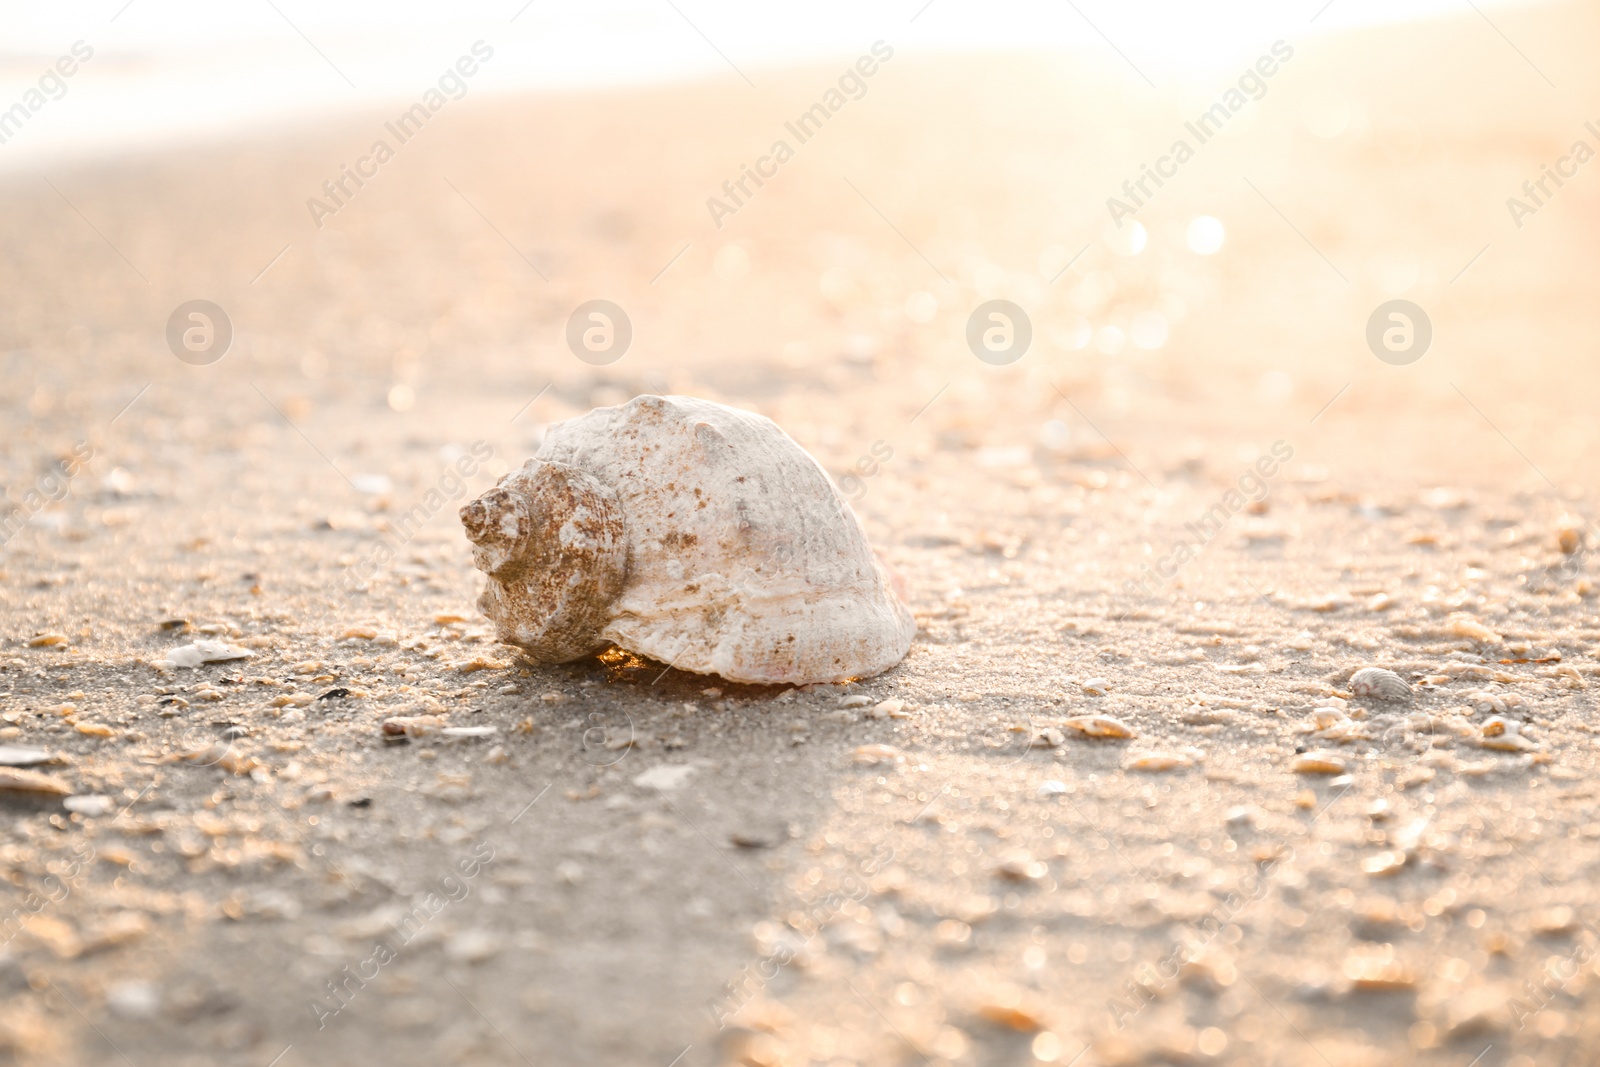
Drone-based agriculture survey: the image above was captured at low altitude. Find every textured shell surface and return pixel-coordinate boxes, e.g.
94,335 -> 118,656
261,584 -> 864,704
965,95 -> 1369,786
1349,667 -> 1412,701
461,394 -> 915,685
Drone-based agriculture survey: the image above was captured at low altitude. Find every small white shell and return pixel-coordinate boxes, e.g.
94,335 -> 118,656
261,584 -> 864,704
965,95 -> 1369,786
1348,667 -> 1411,702
1479,716 -> 1538,751
461,396 -> 914,685
1030,727 -> 1066,749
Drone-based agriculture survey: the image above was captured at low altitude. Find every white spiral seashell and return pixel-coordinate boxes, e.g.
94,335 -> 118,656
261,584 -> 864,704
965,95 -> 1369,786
461,395 -> 915,685
1348,666 -> 1411,702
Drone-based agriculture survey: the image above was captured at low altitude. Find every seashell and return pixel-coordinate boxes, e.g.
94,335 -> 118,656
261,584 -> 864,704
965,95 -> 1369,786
1309,708 -> 1347,730
1225,805 -> 1257,826
993,849 -> 1048,882
1361,850 -> 1407,876
1292,752 -> 1347,775
0,745 -> 57,767
156,640 -> 253,670
1447,614 -> 1501,645
1080,678 -> 1110,696
1348,667 -> 1411,702
63,794 -> 115,816
1341,946 -> 1417,989
1062,714 -> 1136,739
381,715 -> 445,740
851,743 -> 904,766
867,698 -> 910,720
0,767 -> 73,796
1030,727 -> 1066,749
1125,751 -> 1193,772
1479,717 -> 1538,752
460,395 -> 914,685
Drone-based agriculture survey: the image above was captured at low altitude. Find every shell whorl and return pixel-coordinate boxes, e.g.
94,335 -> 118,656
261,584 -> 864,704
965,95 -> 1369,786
460,459 -> 627,663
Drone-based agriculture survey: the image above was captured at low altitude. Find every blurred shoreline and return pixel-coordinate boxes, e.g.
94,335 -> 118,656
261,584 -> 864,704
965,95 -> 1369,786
0,0 -> 1554,175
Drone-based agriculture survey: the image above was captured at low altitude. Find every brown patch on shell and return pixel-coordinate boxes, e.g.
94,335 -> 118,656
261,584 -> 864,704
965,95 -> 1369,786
461,459 -> 627,663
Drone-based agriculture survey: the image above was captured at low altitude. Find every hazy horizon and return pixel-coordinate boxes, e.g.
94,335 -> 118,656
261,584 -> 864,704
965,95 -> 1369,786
0,0 -> 1557,171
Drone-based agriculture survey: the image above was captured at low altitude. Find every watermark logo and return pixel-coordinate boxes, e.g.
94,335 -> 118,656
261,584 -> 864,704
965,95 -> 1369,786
836,440 -> 894,501
335,442 -> 495,605
309,840 -> 495,1030
578,706 -> 636,768
306,41 -> 495,228
0,40 -> 94,148
1125,441 -> 1293,599
1366,299 -> 1431,366
966,300 -> 1031,365
166,300 -> 233,366
1106,41 -> 1293,226
1506,120 -> 1599,229
566,300 -> 631,365
0,441 -> 93,548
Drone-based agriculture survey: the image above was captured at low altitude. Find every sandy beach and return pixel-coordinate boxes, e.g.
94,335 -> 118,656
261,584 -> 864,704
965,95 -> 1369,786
3,2 -> 1600,1064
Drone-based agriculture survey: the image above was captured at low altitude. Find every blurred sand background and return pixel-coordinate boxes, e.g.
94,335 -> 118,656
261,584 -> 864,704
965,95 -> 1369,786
3,1 -> 1600,1065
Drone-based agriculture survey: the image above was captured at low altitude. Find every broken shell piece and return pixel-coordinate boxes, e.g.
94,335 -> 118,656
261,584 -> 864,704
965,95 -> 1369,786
1292,752 -> 1348,775
381,716 -> 446,741
993,850 -> 1048,881
1479,717 -> 1538,752
1448,615 -> 1501,645
1125,751 -> 1193,772
156,640 -> 253,669
0,745 -> 58,767
851,743 -> 904,766
1462,688 -> 1523,715
1361,850 -> 1407,877
1062,714 -> 1136,739
0,767 -> 73,795
1348,667 -> 1411,702
868,698 -> 909,720
1030,727 -> 1066,749
460,395 -> 914,685
63,794 -> 115,816
633,764 -> 695,790
1080,678 -> 1110,696
1342,946 -> 1417,990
